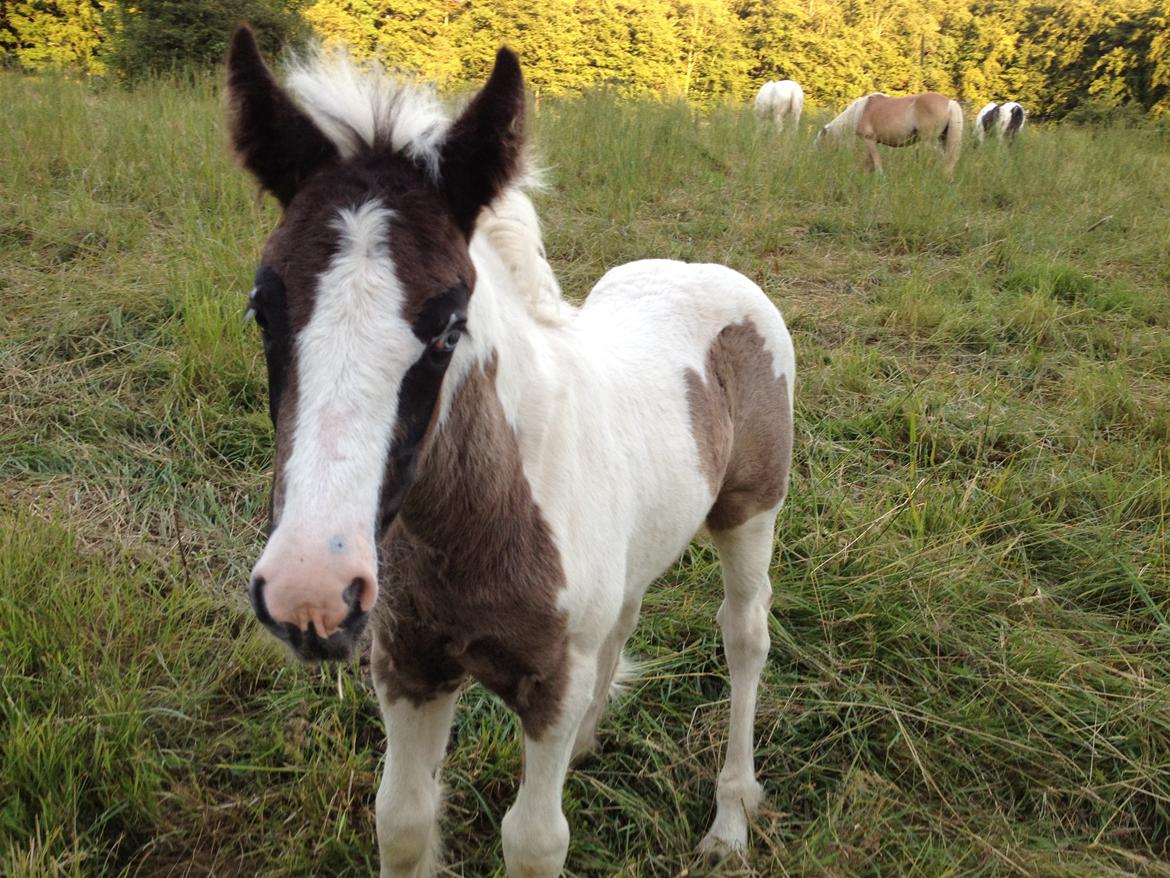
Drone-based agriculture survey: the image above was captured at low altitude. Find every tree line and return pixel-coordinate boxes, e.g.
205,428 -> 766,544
4,0 -> 1169,119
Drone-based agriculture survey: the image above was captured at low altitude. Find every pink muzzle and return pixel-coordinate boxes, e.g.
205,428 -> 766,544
249,528 -> 378,660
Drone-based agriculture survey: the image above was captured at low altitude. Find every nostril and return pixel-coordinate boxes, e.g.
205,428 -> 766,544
340,576 -> 377,633
342,575 -> 373,619
338,575 -> 373,642
249,576 -> 275,626
342,577 -> 361,611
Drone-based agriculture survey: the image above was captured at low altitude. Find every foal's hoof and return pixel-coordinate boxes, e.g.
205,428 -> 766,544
569,732 -> 599,766
696,833 -> 747,870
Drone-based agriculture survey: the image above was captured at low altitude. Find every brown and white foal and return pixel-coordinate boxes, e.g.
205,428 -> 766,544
226,26 -> 794,876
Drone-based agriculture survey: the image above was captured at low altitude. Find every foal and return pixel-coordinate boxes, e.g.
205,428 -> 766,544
226,26 -> 794,876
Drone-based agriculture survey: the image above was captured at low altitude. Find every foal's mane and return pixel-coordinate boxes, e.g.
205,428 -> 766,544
284,46 -> 568,324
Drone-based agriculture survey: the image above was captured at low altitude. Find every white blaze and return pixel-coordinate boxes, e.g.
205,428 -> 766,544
252,199 -> 422,628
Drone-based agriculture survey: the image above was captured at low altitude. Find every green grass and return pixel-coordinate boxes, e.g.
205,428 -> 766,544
2,71 -> 1169,876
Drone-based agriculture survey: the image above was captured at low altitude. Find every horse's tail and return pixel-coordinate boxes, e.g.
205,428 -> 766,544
974,102 -> 997,143
943,100 -> 963,175
1006,103 -> 1025,139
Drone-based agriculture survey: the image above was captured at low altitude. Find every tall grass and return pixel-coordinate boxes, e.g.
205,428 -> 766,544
2,71 -> 1168,876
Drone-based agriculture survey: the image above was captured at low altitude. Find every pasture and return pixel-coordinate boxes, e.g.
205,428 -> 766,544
2,71 -> 1169,876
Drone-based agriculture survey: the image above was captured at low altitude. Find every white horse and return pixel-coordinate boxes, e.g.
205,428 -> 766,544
754,79 -> 804,130
975,100 -> 1027,143
226,25 -> 795,877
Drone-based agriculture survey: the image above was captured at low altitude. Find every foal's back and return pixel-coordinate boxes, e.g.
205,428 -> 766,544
560,259 -> 794,591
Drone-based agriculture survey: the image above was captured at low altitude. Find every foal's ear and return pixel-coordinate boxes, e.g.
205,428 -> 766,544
439,48 -> 525,238
226,24 -> 338,207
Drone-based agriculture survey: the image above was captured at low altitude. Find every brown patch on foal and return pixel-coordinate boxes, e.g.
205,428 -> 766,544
370,355 -> 569,738
686,320 -> 793,532
383,163 -> 477,323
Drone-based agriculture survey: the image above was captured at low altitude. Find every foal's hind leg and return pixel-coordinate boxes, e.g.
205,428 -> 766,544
572,599 -> 639,761
699,507 -> 778,861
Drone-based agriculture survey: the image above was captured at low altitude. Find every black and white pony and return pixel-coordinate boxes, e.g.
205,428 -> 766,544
226,26 -> 794,876
975,100 -> 1026,143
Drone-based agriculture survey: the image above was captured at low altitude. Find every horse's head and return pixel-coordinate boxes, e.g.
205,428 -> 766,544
226,26 -> 525,661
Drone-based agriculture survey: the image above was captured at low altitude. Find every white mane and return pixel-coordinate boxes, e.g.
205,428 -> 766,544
285,47 -> 448,178
822,93 -> 882,140
476,184 -> 571,326
283,45 -> 568,325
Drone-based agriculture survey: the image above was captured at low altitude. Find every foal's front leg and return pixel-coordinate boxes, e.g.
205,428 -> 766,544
862,134 -> 883,173
375,684 -> 460,878
501,652 -> 598,877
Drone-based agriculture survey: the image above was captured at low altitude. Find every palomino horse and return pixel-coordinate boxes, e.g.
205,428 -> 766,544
755,79 -> 804,130
226,25 -> 794,877
975,101 -> 1026,143
816,91 -> 963,176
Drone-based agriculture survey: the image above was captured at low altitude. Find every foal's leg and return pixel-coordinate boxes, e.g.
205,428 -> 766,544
572,599 -> 639,761
862,134 -> 882,173
699,508 -> 778,860
375,686 -> 460,878
502,652 -> 598,877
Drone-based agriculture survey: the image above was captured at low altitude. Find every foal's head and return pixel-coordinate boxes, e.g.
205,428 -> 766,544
226,26 -> 525,660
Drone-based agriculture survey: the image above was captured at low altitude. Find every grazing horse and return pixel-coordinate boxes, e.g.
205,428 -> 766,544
816,91 -> 963,176
754,79 -> 804,130
225,25 -> 794,878
975,100 -> 1026,143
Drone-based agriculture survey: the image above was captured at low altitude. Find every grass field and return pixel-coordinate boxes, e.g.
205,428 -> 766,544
2,71 -> 1169,877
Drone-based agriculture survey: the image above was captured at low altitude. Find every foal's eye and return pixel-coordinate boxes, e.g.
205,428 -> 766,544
431,327 -> 462,355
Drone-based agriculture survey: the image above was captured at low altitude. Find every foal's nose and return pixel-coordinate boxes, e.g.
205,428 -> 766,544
248,554 -> 378,661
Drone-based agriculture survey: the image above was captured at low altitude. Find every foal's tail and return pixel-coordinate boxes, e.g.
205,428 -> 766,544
943,100 -> 963,177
